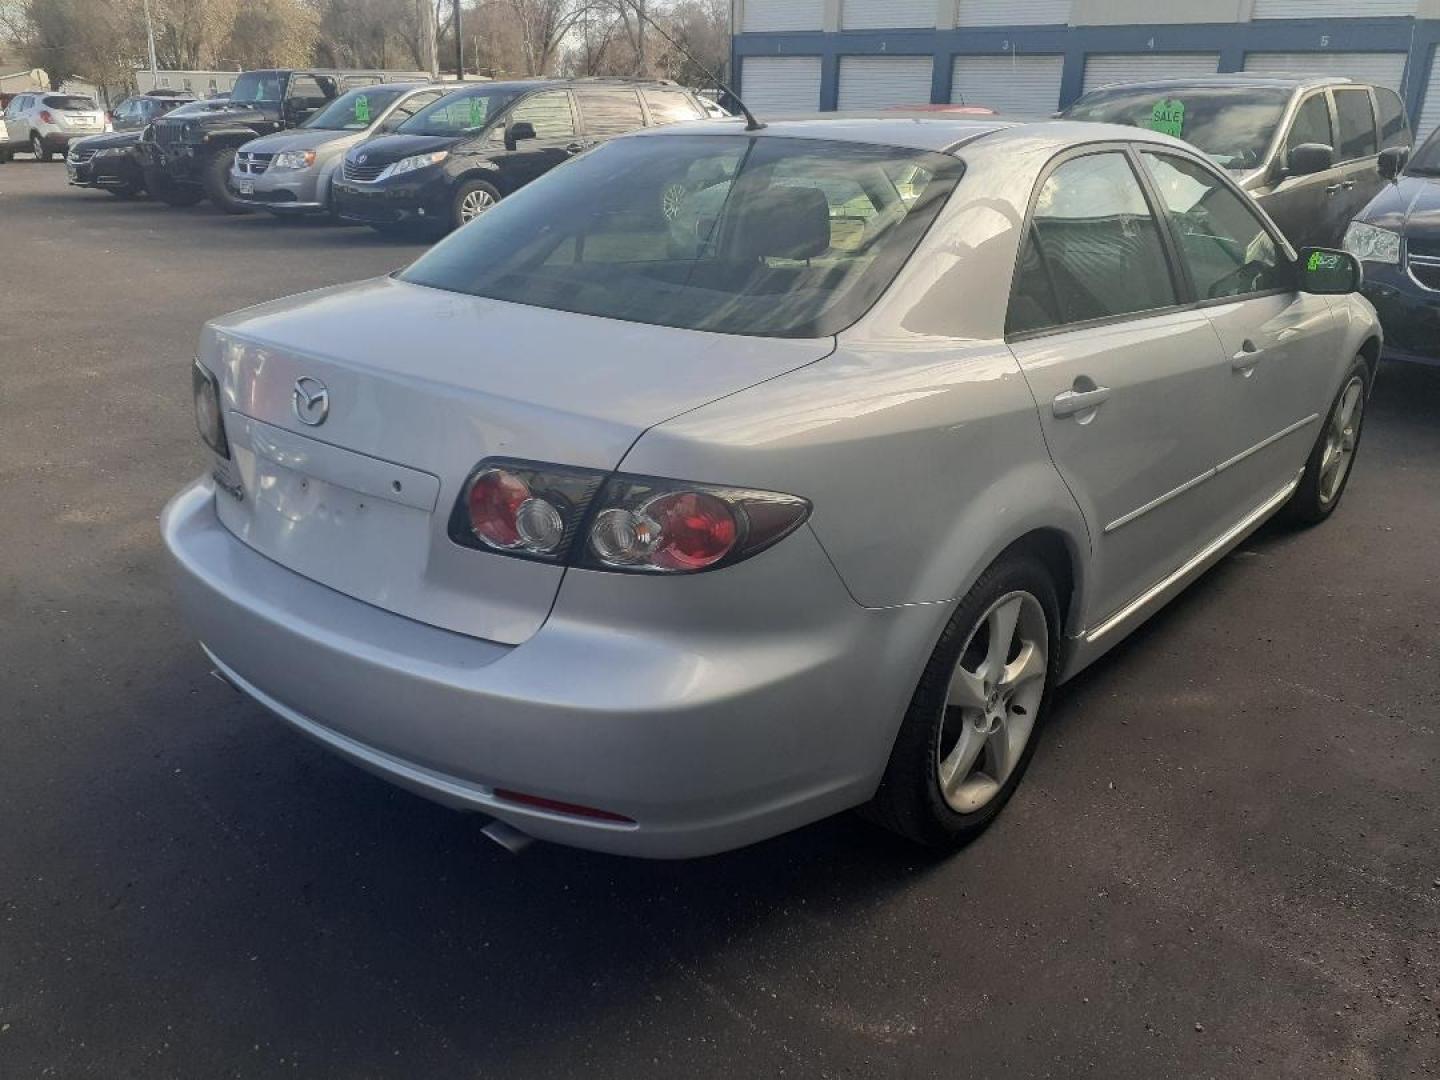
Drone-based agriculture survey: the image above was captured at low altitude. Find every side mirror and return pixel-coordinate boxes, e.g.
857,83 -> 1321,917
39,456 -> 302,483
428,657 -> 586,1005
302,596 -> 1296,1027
1298,247 -> 1362,295
503,120 -> 536,151
1378,145 -> 1409,182
1287,142 -> 1335,178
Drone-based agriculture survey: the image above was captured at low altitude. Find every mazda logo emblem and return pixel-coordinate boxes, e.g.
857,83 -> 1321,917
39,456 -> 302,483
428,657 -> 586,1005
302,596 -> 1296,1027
292,376 -> 330,427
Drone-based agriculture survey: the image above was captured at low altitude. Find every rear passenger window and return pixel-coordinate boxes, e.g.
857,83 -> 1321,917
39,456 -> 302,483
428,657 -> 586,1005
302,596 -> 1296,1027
510,91 -> 576,139
1374,87 -> 1409,149
576,89 -> 645,136
1286,94 -> 1333,158
1007,152 -> 1177,336
643,89 -> 704,125
1141,151 -> 1288,300
1333,89 -> 1378,160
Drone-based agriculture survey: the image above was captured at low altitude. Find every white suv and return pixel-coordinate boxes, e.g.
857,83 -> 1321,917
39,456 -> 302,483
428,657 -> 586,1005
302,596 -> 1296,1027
1,92 -> 109,163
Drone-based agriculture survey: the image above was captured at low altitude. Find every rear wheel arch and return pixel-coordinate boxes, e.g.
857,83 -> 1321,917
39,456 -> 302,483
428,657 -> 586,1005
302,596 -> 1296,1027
999,529 -> 1083,641
1358,335 -> 1381,382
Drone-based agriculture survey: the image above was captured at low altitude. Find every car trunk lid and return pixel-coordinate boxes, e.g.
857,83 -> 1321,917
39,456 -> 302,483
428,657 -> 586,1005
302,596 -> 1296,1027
203,275 -> 832,644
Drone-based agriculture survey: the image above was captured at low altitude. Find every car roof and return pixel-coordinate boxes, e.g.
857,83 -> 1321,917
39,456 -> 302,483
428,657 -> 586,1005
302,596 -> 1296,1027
1075,73 -> 1358,94
442,77 -> 692,93
629,113 -> 1194,156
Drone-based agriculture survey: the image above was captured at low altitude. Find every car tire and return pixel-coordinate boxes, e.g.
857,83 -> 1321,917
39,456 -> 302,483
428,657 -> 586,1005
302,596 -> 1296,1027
865,551 -> 1060,849
451,179 -> 500,231
203,148 -> 251,214
1284,356 -> 1370,526
31,132 -> 52,162
143,166 -> 203,207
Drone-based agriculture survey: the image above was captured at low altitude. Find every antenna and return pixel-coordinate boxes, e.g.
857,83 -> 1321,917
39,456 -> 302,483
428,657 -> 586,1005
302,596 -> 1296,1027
614,0 -> 764,132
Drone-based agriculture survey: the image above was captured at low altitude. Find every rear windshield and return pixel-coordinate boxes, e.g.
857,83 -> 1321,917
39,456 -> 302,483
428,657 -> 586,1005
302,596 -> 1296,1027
231,72 -> 284,104
1064,86 -> 1292,170
1409,127 -> 1440,175
397,86 -> 520,137
304,85 -> 408,130
401,134 -> 965,338
45,95 -> 97,110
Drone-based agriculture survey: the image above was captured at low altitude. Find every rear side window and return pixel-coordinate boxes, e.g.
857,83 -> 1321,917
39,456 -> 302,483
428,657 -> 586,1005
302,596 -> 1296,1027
1140,151 -> 1288,300
1333,89 -> 1378,160
643,89 -> 704,125
510,90 -> 577,139
1007,152 -> 1177,336
576,89 -> 645,136
1374,87 -> 1409,149
1286,94 -> 1333,158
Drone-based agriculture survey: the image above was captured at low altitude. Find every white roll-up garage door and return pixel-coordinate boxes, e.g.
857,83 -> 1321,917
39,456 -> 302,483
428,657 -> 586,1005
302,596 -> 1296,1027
1082,54 -> 1219,96
952,55 -> 1065,115
957,0 -> 1073,26
742,56 -> 823,114
1417,51 -> 1440,141
1252,0 -> 1416,17
837,56 -> 935,110
1243,52 -> 1409,94
842,0 -> 933,30
741,0 -> 825,33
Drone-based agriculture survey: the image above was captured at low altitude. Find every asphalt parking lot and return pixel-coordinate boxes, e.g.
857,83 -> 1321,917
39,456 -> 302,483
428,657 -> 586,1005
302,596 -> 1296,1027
1,158 -> 1438,1079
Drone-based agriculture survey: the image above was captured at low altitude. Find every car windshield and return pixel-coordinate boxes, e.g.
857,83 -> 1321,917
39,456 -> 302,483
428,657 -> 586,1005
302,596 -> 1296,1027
230,72 -> 284,104
166,101 -> 226,118
45,95 -> 97,110
396,87 -> 520,136
400,134 -> 965,338
303,86 -> 409,130
1408,127 -> 1440,175
1064,85 -> 1292,170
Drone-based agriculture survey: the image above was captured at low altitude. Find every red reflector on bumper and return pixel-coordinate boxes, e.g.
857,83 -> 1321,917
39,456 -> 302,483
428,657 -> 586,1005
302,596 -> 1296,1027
494,789 -> 635,824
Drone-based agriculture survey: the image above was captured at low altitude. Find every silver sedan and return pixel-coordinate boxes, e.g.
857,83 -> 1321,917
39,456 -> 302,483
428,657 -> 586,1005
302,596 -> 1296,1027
164,115 -> 1379,857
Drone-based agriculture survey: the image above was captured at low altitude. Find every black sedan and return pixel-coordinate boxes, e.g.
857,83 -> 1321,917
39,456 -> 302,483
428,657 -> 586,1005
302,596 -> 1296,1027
1345,127 -> 1440,366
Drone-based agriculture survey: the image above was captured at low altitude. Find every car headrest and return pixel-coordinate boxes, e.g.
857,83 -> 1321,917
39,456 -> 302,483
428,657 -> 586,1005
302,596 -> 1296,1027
732,185 -> 831,262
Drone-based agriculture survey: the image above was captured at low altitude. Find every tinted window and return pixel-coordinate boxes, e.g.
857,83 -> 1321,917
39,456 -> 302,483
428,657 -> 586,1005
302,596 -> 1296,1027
643,89 -> 704,125
231,72 -> 283,104
1007,152 -> 1176,336
575,89 -> 643,136
1333,89 -> 1378,160
1374,87 -> 1409,150
303,85 -> 407,130
1064,86 -> 1290,170
509,91 -> 576,139
1286,94 -> 1333,158
1409,126 -> 1440,174
1141,152 -> 1288,300
398,86 -> 519,136
287,75 -> 327,106
401,135 -> 964,338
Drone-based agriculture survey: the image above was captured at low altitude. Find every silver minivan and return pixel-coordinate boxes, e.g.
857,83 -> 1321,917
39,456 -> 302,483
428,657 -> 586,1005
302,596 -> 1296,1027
165,116 -> 1380,858
227,83 -> 454,217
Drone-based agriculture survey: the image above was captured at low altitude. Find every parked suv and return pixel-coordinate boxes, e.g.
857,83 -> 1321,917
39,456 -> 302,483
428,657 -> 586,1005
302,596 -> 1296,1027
139,67 -> 426,211
68,98 -> 225,198
226,83 -> 455,217
1,92 -> 108,162
332,78 -> 711,235
1063,75 -> 1412,249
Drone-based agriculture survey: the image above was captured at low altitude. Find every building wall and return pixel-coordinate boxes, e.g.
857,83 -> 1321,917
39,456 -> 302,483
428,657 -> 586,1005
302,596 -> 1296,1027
732,2 -> 1440,132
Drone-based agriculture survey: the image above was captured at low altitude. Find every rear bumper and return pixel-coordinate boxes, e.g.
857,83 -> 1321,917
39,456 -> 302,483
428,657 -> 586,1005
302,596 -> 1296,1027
1361,263 -> 1440,364
161,478 -> 941,857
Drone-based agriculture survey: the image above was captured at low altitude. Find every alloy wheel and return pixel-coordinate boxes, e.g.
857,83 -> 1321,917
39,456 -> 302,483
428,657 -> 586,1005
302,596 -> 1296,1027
936,592 -> 1048,814
31,133 -> 44,158
459,188 -> 496,222
1319,376 -> 1364,507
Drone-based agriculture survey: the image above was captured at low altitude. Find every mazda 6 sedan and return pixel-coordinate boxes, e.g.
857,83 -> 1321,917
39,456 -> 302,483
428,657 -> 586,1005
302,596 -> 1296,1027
163,114 -> 1380,858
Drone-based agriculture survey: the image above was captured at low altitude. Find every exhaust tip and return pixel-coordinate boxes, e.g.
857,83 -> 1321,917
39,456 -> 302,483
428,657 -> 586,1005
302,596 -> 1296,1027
481,817 -> 535,855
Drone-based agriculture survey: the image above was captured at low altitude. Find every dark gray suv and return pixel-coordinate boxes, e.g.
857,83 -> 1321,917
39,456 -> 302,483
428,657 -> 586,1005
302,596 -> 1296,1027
1064,74 -> 1413,249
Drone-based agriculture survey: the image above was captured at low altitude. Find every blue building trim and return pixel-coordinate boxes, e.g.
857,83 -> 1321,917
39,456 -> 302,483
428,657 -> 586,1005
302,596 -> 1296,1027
731,17 -> 1440,123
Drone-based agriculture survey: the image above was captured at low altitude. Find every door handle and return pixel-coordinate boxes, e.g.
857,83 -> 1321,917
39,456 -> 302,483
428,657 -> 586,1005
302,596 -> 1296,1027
565,142 -> 585,154
1232,339 -> 1264,373
1052,385 -> 1112,418
1342,179 -> 1357,190
1324,183 -> 1343,195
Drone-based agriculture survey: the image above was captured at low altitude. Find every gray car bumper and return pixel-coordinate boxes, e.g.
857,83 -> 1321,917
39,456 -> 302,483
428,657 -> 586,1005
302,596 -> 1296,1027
161,478 -> 941,857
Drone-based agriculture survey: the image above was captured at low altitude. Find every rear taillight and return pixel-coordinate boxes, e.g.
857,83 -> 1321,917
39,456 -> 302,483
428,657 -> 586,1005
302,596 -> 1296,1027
39,110 -> 53,123
448,459 -> 809,574
192,360 -> 229,459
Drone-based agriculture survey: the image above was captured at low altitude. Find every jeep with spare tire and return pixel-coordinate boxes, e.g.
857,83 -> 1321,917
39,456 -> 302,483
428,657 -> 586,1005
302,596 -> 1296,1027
139,67 -> 426,213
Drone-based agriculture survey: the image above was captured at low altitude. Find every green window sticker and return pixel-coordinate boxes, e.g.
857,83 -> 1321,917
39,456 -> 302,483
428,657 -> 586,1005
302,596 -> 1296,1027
1308,251 -> 1340,272
1149,99 -> 1185,138
469,98 -> 485,127
354,95 -> 369,124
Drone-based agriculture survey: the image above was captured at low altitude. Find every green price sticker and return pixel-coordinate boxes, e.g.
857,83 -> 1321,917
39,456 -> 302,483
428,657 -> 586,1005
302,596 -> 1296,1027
469,98 -> 485,127
354,94 -> 370,124
1308,252 -> 1340,272
1149,98 -> 1185,138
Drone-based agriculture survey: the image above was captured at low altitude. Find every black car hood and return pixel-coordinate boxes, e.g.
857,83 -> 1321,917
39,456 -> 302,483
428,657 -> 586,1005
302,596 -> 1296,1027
1358,174 -> 1440,245
73,130 -> 141,151
154,104 -> 281,131
346,132 -> 461,166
